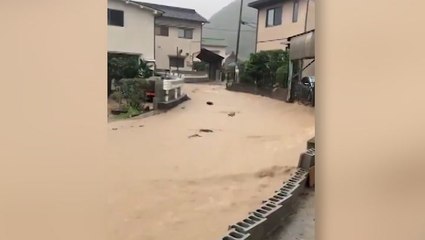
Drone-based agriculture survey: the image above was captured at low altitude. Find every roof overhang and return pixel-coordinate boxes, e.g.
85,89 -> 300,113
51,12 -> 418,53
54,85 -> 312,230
126,0 -> 164,15
202,44 -> 228,48
287,30 -> 315,60
196,48 -> 224,63
248,0 -> 291,9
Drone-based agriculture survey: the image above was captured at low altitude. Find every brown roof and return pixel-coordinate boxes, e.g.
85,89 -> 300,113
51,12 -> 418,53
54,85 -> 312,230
132,1 -> 209,23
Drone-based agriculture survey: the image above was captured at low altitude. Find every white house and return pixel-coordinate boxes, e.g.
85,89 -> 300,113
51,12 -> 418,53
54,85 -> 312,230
107,0 -> 162,60
132,2 -> 209,72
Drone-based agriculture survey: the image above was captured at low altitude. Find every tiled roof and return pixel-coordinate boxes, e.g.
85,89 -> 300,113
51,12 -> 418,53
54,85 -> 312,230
132,1 -> 209,23
202,38 -> 228,47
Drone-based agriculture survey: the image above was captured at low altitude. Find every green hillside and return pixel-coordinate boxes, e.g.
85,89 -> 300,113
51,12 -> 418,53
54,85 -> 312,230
203,0 -> 258,60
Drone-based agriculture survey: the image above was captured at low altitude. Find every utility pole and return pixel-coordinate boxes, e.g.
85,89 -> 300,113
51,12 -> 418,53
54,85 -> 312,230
235,0 -> 244,83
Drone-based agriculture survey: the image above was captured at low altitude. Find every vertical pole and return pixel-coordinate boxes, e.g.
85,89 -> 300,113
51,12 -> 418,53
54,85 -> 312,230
304,0 -> 311,32
235,0 -> 244,83
176,47 -> 179,74
286,60 -> 293,102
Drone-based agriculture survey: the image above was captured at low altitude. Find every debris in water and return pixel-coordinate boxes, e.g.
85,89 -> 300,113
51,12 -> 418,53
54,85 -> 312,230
206,101 -> 214,106
256,170 -> 275,178
139,125 -> 144,128
112,128 -> 118,131
228,112 -> 236,117
188,134 -> 202,139
199,129 -> 214,133
181,106 -> 186,109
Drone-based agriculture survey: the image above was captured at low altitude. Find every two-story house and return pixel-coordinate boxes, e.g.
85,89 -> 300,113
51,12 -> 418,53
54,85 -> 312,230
133,2 -> 209,72
249,0 -> 315,76
108,0 -> 162,60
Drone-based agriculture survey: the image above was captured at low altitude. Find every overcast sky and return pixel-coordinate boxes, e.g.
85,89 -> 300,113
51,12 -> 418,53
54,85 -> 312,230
135,0 -> 235,19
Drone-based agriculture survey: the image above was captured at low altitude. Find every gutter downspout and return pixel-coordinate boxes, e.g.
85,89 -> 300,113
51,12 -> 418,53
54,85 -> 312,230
304,0 -> 310,32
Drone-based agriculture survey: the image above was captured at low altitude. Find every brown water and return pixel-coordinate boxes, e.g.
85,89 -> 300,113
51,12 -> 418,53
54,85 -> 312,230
107,83 -> 315,240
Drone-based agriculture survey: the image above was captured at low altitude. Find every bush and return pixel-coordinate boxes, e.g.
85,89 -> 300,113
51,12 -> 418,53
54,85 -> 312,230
110,91 -> 123,104
118,78 -> 149,111
242,50 -> 289,88
276,65 -> 289,88
107,53 -> 153,96
193,61 -> 208,71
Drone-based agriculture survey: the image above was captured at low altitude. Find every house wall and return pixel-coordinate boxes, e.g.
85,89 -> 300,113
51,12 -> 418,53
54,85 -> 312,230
256,0 -> 314,52
155,17 -> 202,71
255,0 -> 315,77
202,45 -> 227,59
107,0 -> 155,60
305,0 -> 315,32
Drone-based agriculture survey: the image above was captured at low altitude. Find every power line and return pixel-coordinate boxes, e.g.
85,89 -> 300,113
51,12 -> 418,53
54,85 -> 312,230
203,27 -> 255,32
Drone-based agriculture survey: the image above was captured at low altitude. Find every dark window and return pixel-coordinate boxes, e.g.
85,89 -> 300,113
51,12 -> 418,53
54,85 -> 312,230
108,9 -> 124,27
178,28 -> 193,39
293,0 -> 299,22
266,6 -> 282,27
155,25 -> 169,36
169,56 -> 185,68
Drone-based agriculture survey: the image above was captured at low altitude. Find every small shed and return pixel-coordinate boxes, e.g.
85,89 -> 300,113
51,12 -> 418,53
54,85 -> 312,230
196,48 -> 224,81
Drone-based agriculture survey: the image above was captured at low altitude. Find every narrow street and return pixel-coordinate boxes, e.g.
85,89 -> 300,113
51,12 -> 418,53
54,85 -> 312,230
269,189 -> 315,240
106,83 -> 315,240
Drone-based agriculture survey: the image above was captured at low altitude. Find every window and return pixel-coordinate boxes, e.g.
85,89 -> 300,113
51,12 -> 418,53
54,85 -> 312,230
108,9 -> 124,27
293,0 -> 299,22
178,28 -> 193,39
155,25 -> 169,36
169,56 -> 185,68
266,7 -> 282,27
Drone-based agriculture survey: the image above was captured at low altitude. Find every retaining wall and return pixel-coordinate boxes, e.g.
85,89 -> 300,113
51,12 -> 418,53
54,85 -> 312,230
220,140 -> 316,240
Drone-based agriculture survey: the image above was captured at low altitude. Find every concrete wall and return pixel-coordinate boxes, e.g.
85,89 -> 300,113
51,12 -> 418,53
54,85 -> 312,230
256,0 -> 315,52
155,17 -> 202,71
107,0 -> 155,60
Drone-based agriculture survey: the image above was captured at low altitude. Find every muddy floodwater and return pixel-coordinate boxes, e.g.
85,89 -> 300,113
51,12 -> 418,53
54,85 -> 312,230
107,83 -> 315,240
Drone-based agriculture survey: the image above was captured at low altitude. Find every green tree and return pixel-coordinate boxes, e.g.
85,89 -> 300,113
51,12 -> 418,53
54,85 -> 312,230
107,53 -> 153,96
241,50 -> 289,88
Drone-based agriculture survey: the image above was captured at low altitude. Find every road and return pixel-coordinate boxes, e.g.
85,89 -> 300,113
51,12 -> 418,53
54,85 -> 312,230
269,189 -> 315,240
107,83 -> 315,240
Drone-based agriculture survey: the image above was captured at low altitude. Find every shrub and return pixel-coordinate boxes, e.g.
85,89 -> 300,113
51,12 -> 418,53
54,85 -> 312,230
242,50 -> 289,88
110,91 -> 123,104
107,53 -> 153,96
276,65 -> 289,88
118,78 -> 149,111
193,61 -> 208,71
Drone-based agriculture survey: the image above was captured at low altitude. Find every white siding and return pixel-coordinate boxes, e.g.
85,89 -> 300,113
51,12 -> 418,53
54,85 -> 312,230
155,19 -> 202,71
108,0 -> 155,60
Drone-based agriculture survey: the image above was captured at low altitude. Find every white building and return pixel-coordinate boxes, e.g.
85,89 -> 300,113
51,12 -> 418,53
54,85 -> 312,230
133,2 -> 209,72
107,0 -> 162,60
